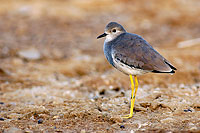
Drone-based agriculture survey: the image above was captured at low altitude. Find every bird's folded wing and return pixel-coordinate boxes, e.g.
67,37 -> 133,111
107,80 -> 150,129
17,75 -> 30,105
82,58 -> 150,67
112,33 -> 176,72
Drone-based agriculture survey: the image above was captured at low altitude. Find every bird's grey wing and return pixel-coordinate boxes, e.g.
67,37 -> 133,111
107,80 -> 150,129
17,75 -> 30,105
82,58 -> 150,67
112,33 -> 176,72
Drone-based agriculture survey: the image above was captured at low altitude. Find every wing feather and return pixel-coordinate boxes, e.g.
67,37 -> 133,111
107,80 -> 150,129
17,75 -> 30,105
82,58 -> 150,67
112,33 -> 176,73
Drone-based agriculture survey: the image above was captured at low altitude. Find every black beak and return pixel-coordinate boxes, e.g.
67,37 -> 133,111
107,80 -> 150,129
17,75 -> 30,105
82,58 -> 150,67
97,33 -> 107,39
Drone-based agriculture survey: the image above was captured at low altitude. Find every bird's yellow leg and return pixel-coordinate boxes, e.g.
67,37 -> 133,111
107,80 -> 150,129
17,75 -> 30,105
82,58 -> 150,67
122,75 -> 137,118
133,75 -> 138,112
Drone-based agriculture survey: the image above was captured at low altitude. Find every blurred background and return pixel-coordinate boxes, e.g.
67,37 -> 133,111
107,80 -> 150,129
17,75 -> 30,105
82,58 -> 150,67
0,0 -> 200,132
0,0 -> 200,58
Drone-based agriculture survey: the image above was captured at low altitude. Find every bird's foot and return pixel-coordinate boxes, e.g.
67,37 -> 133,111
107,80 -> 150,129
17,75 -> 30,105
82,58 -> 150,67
122,114 -> 133,119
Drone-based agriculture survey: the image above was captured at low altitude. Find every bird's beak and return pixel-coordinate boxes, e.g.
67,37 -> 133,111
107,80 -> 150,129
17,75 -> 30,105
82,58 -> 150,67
97,33 -> 107,39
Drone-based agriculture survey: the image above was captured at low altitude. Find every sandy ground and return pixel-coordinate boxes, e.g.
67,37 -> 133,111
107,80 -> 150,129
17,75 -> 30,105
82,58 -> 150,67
0,0 -> 200,132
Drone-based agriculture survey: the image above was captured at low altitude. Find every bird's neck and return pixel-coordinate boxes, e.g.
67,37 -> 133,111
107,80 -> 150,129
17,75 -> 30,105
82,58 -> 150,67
105,35 -> 115,42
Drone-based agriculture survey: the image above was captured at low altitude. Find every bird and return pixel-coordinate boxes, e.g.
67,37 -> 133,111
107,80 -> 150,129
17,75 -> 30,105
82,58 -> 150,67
97,22 -> 177,118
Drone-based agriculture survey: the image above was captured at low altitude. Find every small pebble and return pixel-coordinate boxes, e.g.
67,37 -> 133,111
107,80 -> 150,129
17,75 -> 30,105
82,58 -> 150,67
18,48 -> 41,60
161,117 -> 174,123
120,125 -> 125,129
0,118 -> 5,121
38,118 -> 43,124
113,87 -> 120,92
53,115 -> 59,119
99,89 -> 105,95
184,109 -> 192,112
97,106 -> 102,112
91,96 -> 99,101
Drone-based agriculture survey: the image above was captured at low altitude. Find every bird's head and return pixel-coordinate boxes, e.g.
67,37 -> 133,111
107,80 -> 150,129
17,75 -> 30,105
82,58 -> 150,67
97,22 -> 126,42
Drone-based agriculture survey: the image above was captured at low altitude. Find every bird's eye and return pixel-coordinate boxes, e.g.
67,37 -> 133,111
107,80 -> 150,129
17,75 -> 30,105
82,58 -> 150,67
112,29 -> 116,33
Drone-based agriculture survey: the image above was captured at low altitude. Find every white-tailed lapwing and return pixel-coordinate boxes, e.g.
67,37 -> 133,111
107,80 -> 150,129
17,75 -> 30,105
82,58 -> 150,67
97,22 -> 176,118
